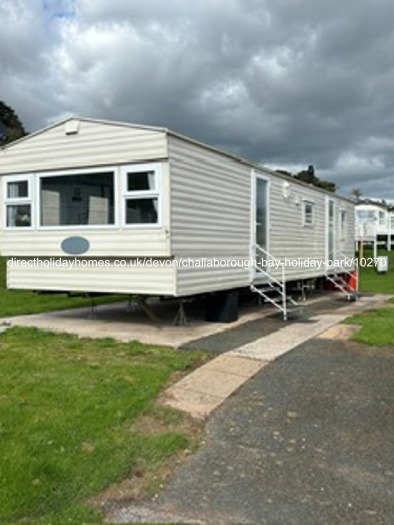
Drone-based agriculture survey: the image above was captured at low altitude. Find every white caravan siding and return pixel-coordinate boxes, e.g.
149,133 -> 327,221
0,120 -> 168,174
7,258 -> 176,295
258,172 -> 327,281
261,174 -> 355,281
168,136 -> 251,295
0,229 -> 170,257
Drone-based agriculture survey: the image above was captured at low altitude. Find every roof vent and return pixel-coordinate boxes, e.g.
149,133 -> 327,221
64,119 -> 80,135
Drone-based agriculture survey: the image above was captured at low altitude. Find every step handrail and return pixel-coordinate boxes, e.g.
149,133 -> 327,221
252,243 -> 284,288
337,251 -> 358,292
251,243 -> 298,319
326,251 -> 358,299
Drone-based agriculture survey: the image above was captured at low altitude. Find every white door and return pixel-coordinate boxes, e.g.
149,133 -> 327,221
253,174 -> 269,277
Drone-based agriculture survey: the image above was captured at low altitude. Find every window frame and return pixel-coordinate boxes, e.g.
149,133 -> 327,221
302,199 -> 315,227
378,210 -> 385,227
121,163 -> 162,228
340,209 -> 347,240
37,166 -> 118,230
3,174 -> 34,230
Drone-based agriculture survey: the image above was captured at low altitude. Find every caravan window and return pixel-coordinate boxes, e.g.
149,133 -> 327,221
40,171 -> 115,226
303,201 -> 314,226
122,163 -> 161,225
5,176 -> 32,228
356,210 -> 376,221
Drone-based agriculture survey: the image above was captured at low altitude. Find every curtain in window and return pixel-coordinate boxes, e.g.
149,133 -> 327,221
148,171 -> 155,190
8,183 -> 19,198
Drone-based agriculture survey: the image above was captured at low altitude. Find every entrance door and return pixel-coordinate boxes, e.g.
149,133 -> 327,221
254,175 -> 269,274
327,199 -> 336,263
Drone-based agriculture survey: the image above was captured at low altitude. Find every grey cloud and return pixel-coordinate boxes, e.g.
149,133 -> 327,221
1,0 -> 394,198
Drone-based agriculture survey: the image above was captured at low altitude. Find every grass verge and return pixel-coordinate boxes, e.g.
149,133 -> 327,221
0,327 -> 205,524
357,248 -> 394,294
0,257 -> 123,317
344,302 -> 394,346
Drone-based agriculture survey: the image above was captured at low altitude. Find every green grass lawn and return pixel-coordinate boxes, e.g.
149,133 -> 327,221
344,300 -> 394,346
357,248 -> 394,293
347,248 -> 394,345
0,327 -> 204,524
0,257 -> 206,523
0,257 -> 123,317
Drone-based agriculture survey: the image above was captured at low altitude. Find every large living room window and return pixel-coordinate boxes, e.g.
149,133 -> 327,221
122,163 -> 161,225
40,170 -> 115,226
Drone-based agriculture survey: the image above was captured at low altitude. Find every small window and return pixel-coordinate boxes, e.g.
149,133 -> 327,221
7,181 -> 28,199
127,170 -> 156,192
5,177 -> 32,228
125,198 -> 158,224
303,201 -> 314,226
122,164 -> 161,226
340,210 -> 347,239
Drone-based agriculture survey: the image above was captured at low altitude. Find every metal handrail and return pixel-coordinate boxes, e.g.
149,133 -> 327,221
251,243 -> 298,320
336,251 -> 359,292
252,243 -> 283,288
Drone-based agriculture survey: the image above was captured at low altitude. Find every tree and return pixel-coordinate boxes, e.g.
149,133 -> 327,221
351,188 -> 363,199
276,165 -> 337,193
0,101 -> 26,145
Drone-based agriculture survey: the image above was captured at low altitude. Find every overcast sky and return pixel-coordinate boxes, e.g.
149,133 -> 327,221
2,0 -> 394,198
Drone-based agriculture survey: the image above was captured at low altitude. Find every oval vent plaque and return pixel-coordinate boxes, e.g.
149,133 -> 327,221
61,236 -> 90,255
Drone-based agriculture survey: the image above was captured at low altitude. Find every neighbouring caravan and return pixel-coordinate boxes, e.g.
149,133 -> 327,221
0,118 -> 356,320
355,200 -> 394,251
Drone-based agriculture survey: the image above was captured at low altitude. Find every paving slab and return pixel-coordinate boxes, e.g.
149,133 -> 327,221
161,355 -> 267,419
229,314 -> 347,361
318,323 -> 360,340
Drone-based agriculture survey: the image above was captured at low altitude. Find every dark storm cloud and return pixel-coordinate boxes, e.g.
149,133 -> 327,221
1,0 -> 394,197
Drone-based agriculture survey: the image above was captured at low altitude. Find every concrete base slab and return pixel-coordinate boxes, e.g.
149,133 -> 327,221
3,300 -> 279,348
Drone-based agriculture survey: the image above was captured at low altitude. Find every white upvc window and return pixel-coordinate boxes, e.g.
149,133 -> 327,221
38,168 -> 115,228
121,163 -> 162,226
4,175 -> 33,228
303,200 -> 315,226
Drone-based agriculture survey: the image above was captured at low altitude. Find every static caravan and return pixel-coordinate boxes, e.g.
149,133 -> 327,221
0,118 -> 356,320
355,201 -> 393,251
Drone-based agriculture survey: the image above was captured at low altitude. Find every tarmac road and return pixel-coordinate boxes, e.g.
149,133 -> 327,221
152,338 -> 394,525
